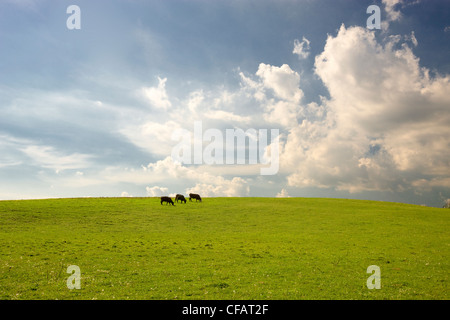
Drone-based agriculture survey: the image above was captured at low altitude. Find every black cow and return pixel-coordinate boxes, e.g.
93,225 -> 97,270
175,194 -> 187,203
189,193 -> 202,202
160,196 -> 175,206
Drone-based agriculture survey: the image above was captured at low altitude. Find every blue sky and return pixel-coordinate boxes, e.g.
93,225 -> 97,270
0,0 -> 449,207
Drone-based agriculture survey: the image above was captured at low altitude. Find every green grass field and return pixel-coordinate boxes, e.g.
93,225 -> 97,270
0,197 -> 448,300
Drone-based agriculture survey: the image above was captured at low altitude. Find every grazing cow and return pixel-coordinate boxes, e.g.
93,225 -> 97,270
175,194 -> 187,203
160,196 -> 175,206
189,193 -> 202,202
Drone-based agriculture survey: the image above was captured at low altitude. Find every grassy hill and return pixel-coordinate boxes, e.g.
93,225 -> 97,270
0,197 -> 448,300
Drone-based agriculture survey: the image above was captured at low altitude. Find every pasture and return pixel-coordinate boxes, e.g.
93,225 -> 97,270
0,197 -> 448,300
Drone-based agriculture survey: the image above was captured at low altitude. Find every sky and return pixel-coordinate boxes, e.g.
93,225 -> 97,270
0,0 -> 449,207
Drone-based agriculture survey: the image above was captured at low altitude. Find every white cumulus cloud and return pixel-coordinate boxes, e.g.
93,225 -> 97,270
281,24 -> 450,193
293,37 -> 311,59
141,77 -> 172,110
146,185 -> 169,197
276,188 -> 290,198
